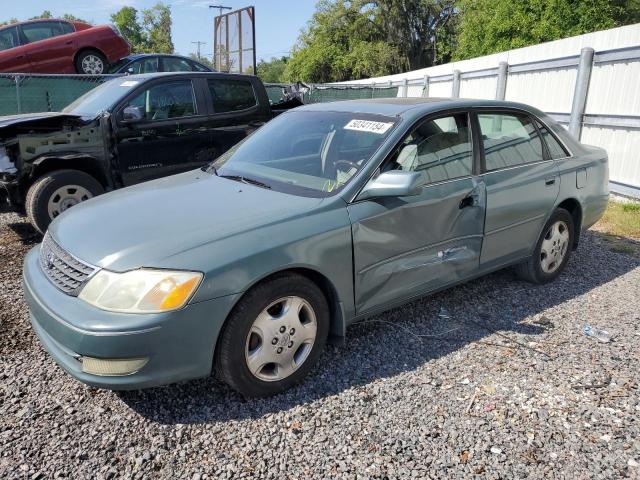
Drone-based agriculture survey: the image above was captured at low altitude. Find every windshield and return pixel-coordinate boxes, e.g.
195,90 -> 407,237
62,77 -> 140,117
209,110 -> 398,197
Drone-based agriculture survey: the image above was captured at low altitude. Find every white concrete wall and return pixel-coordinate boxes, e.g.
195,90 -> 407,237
332,23 -> 640,194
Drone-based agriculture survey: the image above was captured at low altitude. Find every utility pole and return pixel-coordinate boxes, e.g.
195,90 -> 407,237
209,4 -> 232,17
191,41 -> 206,60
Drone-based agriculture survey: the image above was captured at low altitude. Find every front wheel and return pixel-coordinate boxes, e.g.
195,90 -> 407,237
515,208 -> 574,284
26,169 -> 104,234
215,273 -> 329,397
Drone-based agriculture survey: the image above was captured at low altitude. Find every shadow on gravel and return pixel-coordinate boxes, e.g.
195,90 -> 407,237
118,231 -> 640,426
5,220 -> 41,245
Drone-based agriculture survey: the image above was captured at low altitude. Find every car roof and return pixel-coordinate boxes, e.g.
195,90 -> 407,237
296,97 -> 544,117
112,71 -> 253,81
3,18 -> 73,27
123,53 -> 203,61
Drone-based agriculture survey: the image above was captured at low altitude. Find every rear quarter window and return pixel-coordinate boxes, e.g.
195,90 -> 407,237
536,120 -> 570,159
0,26 -> 19,51
207,79 -> 257,113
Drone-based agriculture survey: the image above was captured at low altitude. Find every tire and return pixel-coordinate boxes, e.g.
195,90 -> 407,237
515,208 -> 574,284
215,273 -> 330,398
75,49 -> 107,74
26,169 -> 104,234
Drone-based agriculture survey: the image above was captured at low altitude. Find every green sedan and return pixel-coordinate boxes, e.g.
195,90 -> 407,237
23,98 -> 609,397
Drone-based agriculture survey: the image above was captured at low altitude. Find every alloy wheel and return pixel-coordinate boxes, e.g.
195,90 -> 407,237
82,55 -> 104,74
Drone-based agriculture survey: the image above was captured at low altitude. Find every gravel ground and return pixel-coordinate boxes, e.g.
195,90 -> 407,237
1,209 -> 639,479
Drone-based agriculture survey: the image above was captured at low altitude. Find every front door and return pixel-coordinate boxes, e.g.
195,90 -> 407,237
114,78 -> 212,185
348,112 -> 486,314
475,110 -> 560,269
0,26 -> 31,72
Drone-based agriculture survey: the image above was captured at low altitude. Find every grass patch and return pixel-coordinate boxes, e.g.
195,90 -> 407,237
591,200 -> 640,257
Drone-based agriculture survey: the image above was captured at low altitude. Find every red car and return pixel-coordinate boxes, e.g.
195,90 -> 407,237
0,19 -> 130,74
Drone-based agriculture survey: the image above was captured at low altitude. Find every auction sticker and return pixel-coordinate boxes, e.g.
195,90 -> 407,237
120,80 -> 139,87
344,119 -> 393,134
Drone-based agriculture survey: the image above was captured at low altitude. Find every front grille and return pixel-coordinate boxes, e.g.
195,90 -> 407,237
39,233 -> 97,295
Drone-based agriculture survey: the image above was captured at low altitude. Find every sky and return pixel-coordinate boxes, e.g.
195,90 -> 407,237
5,0 -> 318,61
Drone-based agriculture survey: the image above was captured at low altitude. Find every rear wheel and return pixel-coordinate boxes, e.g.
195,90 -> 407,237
215,273 -> 329,397
26,169 -> 104,234
515,208 -> 574,284
75,50 -> 107,74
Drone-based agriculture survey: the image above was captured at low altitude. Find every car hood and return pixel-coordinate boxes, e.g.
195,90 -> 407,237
48,169 -> 325,271
0,112 -> 81,129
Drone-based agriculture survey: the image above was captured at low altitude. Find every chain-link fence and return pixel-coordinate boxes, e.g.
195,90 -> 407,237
0,75 -> 402,116
0,74 -> 120,116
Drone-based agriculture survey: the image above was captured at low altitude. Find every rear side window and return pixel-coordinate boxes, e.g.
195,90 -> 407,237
21,21 -> 64,43
478,113 -> 544,171
0,26 -> 19,51
163,57 -> 193,72
536,120 -> 569,159
207,79 -> 257,113
127,57 -> 159,74
60,22 -> 75,34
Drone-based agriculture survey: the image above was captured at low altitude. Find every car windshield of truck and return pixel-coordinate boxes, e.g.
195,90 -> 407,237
208,110 -> 399,197
62,78 -> 140,117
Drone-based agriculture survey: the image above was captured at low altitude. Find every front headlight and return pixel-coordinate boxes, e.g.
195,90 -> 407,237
78,269 -> 203,313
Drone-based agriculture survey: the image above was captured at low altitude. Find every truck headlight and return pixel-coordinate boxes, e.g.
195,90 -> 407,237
78,269 -> 203,313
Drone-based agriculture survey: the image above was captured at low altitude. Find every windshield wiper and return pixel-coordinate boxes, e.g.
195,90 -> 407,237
219,174 -> 271,190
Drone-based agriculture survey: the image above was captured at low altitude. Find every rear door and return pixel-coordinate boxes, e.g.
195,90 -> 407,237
201,76 -> 272,159
0,26 -> 31,72
347,111 -> 486,314
475,109 -> 560,269
113,77 -> 213,185
19,21 -> 74,73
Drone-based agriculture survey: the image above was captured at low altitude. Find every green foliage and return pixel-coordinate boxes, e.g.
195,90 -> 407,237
111,7 -> 145,51
189,53 -> 215,69
0,18 -> 18,27
142,3 -> 174,54
111,2 -> 174,54
257,57 -> 289,83
30,11 -> 53,20
454,0 -> 640,59
284,0 -> 457,82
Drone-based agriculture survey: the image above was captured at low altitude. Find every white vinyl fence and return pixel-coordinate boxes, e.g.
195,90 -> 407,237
334,23 -> 640,198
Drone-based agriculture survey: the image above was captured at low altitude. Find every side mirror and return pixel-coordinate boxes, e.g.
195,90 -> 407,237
357,171 -> 423,201
122,105 -> 144,123
126,67 -> 135,75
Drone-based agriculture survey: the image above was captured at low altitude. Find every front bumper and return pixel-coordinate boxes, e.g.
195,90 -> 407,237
23,246 -> 240,390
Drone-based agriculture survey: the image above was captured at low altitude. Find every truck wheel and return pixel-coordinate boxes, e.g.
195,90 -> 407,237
26,170 -> 104,234
75,50 -> 107,74
515,208 -> 574,284
215,273 -> 329,398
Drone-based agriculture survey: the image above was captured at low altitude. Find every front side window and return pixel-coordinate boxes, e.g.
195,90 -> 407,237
60,22 -> 75,34
536,120 -> 569,159
21,21 -> 64,43
209,111 -> 398,197
163,57 -> 193,72
0,26 -> 19,51
208,79 -> 256,113
479,112 -> 544,171
383,113 -> 473,185
122,80 -> 196,121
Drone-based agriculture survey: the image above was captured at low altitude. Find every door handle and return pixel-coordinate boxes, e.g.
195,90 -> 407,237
545,176 -> 556,186
65,40 -> 73,45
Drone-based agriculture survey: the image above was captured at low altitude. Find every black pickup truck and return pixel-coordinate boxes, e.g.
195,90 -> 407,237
0,72 -> 300,233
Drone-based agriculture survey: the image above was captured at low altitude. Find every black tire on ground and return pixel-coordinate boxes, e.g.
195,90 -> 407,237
515,208 -> 575,284
215,272 -> 330,398
26,169 -> 104,234
75,49 -> 107,74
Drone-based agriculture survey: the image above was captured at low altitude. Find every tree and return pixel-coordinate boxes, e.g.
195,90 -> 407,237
189,53 -> 215,69
454,0 -> 640,60
61,14 -> 89,23
141,2 -> 174,54
0,18 -> 18,27
284,0 -> 458,82
285,0 -> 405,82
111,3 -> 173,54
30,11 -> 52,20
111,7 -> 145,52
257,56 -> 289,83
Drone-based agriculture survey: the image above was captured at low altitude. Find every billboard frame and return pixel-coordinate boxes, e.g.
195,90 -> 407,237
213,6 -> 257,75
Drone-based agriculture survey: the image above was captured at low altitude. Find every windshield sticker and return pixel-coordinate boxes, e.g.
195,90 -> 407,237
120,80 -> 139,87
344,119 -> 393,135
